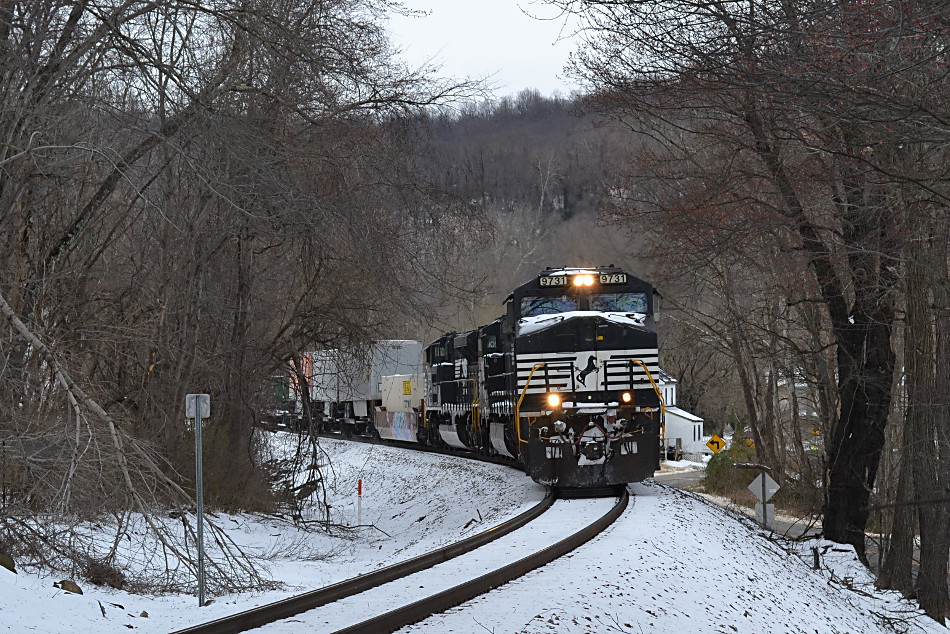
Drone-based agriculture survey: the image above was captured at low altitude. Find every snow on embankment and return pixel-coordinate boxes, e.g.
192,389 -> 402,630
0,436 -> 938,634
294,438 -> 545,566
0,435 -> 542,633
403,482 -> 940,634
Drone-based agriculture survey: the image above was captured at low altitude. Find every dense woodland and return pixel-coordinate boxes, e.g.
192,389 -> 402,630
0,0 -> 948,621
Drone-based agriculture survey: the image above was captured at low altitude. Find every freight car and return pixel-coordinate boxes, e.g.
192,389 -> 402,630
294,340 -> 423,435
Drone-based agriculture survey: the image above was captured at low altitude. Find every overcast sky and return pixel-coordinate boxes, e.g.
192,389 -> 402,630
386,1 -> 584,98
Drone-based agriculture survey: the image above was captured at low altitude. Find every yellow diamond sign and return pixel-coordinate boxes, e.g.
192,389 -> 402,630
706,434 -> 726,454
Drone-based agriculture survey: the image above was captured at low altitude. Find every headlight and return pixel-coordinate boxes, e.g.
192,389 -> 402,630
573,274 -> 595,287
554,420 -> 567,433
621,391 -> 633,404
547,393 -> 562,408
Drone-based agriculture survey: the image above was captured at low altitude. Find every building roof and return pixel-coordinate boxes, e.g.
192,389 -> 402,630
666,406 -> 703,423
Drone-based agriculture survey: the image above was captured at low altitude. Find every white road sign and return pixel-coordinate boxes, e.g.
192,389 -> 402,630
748,473 -> 780,502
755,503 -> 776,530
185,394 -> 210,420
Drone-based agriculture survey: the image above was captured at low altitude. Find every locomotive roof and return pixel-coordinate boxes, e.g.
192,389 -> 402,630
540,264 -> 629,275
505,265 -> 653,302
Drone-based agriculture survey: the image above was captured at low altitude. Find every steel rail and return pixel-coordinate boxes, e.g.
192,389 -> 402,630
171,484 -> 553,634
332,487 -> 629,634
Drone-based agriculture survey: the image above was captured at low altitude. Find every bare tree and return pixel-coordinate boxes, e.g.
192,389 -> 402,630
550,0 -> 950,562
0,0 -> 480,591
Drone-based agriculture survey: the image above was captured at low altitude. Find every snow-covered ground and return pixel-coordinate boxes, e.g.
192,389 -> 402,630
0,437 -> 542,632
0,435 -> 941,633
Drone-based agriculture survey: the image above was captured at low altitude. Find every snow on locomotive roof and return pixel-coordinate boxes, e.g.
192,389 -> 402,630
518,311 -> 648,336
541,268 -> 601,276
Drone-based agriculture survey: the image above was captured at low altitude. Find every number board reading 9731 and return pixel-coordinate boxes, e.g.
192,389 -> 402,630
539,273 -> 627,287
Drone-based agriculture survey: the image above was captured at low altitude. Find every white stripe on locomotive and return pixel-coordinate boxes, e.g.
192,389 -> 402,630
514,349 -> 660,393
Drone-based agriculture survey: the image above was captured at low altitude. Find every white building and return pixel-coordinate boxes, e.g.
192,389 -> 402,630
657,371 -> 706,456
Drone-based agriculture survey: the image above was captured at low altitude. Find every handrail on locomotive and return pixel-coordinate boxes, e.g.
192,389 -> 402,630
514,362 -> 545,448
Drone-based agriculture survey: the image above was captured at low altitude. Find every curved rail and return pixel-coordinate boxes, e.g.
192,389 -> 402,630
172,487 -> 554,634
333,488 -> 630,634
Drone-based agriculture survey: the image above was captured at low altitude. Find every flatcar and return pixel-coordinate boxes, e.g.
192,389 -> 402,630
416,266 -> 665,492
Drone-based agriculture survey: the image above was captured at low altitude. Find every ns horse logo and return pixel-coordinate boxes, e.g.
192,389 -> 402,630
573,355 -> 598,386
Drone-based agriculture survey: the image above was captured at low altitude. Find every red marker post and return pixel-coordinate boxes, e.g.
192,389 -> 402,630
357,479 -> 362,526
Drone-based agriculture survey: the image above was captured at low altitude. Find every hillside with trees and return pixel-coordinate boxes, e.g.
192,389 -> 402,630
406,90 -> 655,330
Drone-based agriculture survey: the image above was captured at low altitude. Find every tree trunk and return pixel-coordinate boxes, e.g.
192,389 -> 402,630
810,205 -> 896,561
205,230 -> 263,508
823,313 -> 894,561
744,111 -> 896,550
875,421 -> 915,596
912,225 -> 949,622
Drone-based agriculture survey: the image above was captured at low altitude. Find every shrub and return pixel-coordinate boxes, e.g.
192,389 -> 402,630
702,439 -> 757,495
85,558 -> 127,590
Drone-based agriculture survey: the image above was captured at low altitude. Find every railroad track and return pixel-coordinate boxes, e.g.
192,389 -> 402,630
174,434 -> 628,633
172,488 -> 553,634
329,491 -> 629,634
313,428 -> 521,469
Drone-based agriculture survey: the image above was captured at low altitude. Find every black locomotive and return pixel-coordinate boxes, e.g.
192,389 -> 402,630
420,266 -> 664,492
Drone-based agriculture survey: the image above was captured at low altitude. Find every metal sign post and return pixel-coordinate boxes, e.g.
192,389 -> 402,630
748,472 -> 780,530
186,394 -> 210,607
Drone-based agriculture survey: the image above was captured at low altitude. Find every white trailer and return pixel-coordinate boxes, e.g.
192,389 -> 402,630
374,373 -> 425,442
306,340 -> 422,429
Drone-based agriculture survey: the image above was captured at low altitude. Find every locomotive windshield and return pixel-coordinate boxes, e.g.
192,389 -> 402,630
521,296 -> 578,316
589,292 -> 648,313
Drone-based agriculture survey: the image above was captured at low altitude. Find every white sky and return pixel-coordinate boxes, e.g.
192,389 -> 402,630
386,0 -> 584,98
